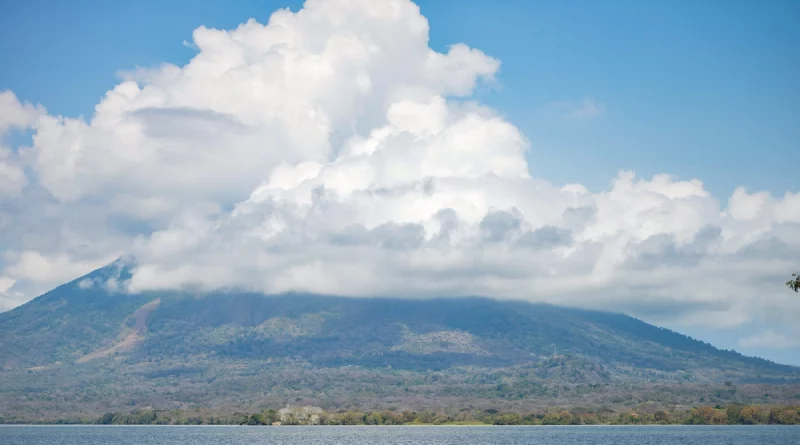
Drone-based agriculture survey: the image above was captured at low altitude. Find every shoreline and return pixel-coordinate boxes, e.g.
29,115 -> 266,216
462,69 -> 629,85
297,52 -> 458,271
3,403 -> 797,426
1,423 -> 795,427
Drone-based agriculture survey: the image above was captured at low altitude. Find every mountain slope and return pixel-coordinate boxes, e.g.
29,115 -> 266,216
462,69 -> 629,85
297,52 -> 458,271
0,263 -> 798,419
1,263 -> 794,378
0,261 -> 153,368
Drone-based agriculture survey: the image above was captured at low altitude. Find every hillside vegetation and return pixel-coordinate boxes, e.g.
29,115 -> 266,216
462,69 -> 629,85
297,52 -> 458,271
1,263 -> 798,421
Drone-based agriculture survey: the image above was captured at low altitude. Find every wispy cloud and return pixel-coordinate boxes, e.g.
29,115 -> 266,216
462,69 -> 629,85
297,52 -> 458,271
548,97 -> 607,120
739,330 -> 799,350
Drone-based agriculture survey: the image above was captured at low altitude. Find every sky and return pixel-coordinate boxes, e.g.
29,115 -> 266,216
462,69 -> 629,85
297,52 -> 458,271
0,0 -> 798,365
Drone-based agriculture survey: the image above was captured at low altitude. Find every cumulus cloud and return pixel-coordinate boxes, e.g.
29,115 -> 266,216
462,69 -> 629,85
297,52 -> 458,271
0,149 -> 27,197
0,91 -> 42,197
0,0 -> 798,349
0,90 -> 42,133
3,251 -> 113,287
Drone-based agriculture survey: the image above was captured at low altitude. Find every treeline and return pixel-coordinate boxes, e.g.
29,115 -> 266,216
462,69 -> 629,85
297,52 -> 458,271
5,404 -> 798,426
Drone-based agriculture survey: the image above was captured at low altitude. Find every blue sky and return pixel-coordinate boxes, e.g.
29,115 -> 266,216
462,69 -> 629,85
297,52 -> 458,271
2,0 -> 798,198
1,0 -> 799,365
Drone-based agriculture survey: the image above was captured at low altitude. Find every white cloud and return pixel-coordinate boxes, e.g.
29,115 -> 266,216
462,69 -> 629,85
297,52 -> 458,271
0,90 -> 42,133
4,251 -> 114,288
0,148 -> 27,197
0,91 -> 42,197
0,276 -> 27,312
740,330 -> 799,350
0,0 -> 798,349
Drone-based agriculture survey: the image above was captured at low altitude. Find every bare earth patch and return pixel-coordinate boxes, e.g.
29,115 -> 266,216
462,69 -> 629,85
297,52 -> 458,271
391,326 -> 489,355
77,298 -> 161,363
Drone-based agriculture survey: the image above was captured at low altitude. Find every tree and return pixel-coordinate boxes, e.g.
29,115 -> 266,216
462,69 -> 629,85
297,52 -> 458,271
787,273 -> 800,292
739,406 -> 760,425
654,410 -> 670,423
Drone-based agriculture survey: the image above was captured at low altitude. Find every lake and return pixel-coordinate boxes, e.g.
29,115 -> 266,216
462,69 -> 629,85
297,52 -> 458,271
1,425 -> 798,444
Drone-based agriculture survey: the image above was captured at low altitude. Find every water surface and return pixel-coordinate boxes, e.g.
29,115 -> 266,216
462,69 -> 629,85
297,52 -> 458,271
1,425 -> 798,444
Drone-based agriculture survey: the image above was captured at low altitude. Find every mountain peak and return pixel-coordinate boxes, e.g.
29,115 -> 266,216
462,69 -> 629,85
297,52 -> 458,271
1,271 -> 798,419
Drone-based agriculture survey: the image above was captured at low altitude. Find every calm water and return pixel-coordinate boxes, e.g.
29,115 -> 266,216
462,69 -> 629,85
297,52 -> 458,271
1,425 -> 798,444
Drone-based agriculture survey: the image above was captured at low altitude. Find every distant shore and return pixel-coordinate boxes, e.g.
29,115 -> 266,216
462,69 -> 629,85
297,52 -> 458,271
2,403 -> 798,426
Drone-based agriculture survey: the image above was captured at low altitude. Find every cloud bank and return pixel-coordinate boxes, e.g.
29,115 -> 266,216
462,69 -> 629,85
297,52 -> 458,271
1,0 -> 798,344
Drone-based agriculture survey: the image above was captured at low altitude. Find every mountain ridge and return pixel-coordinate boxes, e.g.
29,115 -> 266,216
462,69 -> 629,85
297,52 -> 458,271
1,262 -> 794,375
1,263 -> 798,420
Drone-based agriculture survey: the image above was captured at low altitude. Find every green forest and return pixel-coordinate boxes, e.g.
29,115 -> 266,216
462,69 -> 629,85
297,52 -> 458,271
4,404 -> 799,426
